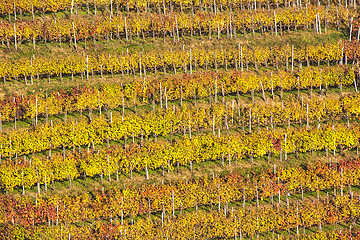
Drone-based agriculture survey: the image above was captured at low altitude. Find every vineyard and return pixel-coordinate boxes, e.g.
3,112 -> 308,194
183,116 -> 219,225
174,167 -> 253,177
0,0 -> 360,239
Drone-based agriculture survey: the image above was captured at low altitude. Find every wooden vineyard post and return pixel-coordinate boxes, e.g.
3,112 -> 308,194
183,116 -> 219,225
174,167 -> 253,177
14,23 -> 17,50
274,11 -> 277,36
291,45 -> 294,71
125,17 -> 128,42
249,108 -> 252,133
72,22 -> 77,50
145,165 -> 149,180
215,76 -> 217,103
